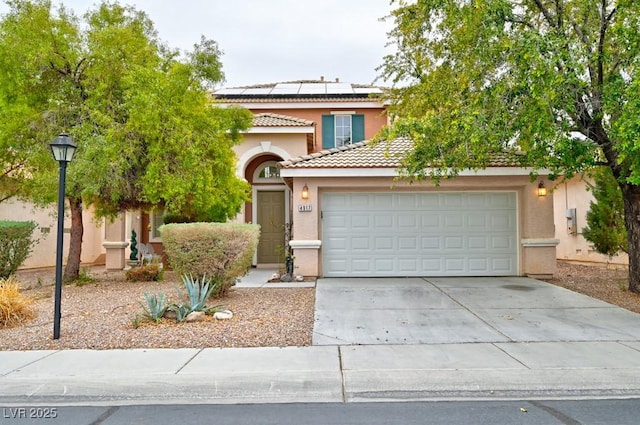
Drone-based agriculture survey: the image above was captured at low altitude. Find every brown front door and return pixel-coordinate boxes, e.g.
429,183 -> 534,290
256,190 -> 286,264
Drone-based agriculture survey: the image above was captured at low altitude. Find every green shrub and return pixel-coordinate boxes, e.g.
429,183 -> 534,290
160,222 -> 260,297
125,264 -> 164,282
0,221 -> 38,279
583,167 -> 628,256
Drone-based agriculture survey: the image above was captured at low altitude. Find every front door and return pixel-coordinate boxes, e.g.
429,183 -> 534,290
256,191 -> 286,264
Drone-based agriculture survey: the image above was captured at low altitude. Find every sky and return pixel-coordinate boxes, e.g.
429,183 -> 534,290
0,0 -> 396,88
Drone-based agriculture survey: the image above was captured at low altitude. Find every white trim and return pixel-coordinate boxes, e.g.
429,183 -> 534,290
521,238 -> 560,247
236,144 -> 292,177
260,141 -> 271,152
245,126 -> 314,134
330,110 -> 356,115
289,240 -> 322,249
102,241 -> 129,249
280,167 -> 552,178
252,185 -> 290,265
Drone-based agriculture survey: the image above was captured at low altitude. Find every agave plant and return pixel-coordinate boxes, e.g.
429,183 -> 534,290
169,274 -> 223,321
139,292 -> 168,323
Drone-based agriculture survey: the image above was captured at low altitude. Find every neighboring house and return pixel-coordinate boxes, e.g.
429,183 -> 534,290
0,199 -> 104,269
553,176 -> 628,266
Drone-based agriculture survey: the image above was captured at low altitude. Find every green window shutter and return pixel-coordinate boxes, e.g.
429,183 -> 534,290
352,114 -> 365,143
322,115 -> 335,149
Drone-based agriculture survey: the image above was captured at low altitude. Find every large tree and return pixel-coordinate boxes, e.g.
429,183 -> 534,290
378,0 -> 640,292
0,0 -> 252,279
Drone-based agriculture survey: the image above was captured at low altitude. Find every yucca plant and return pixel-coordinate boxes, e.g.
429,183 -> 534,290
139,292 -> 168,323
0,277 -> 35,328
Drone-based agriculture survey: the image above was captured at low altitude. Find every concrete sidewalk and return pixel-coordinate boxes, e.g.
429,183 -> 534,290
2,342 -> 640,405
2,274 -> 640,405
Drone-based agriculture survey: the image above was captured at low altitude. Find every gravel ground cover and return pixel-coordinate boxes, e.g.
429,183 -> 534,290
1,261 -> 638,350
1,268 -> 314,350
542,261 -> 639,314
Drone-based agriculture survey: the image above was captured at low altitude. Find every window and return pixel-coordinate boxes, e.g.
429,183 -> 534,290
259,164 -> 280,179
149,208 -> 164,242
335,115 -> 352,147
254,161 -> 282,183
322,114 -> 365,148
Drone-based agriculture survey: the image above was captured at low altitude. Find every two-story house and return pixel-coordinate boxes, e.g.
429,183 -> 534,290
11,78 -> 577,278
212,78 -> 388,267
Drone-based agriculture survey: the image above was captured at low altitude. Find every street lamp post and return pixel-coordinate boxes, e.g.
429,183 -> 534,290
49,133 -> 77,340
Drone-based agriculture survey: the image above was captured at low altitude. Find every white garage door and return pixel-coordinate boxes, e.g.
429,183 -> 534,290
322,192 -> 518,277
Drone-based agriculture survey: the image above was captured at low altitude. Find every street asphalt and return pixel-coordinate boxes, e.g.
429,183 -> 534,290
1,270 -> 640,405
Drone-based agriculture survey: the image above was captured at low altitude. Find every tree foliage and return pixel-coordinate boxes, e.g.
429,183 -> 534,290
583,167 -> 627,257
379,0 -> 640,291
0,221 -> 38,278
0,1 -> 252,278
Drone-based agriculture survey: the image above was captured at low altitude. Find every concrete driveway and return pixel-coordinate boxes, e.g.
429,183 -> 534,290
313,276 -> 640,345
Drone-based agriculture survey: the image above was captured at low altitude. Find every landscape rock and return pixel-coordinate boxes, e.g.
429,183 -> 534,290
163,310 -> 177,320
280,273 -> 292,282
213,310 -> 233,320
185,311 -> 206,322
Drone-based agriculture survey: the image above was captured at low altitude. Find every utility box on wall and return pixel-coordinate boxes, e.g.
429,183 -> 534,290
565,208 -> 577,235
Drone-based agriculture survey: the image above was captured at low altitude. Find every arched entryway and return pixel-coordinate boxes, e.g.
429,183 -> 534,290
245,155 -> 289,266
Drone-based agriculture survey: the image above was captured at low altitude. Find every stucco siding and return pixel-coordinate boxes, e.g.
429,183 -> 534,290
0,199 -> 105,270
290,175 -> 556,278
553,176 -> 628,265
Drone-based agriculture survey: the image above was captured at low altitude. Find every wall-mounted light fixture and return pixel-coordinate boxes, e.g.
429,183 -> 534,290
537,181 -> 547,197
301,184 -> 309,200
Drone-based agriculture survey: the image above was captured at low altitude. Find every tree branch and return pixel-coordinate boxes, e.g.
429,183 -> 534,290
597,1 -> 616,89
533,0 -> 556,27
555,0 -> 563,28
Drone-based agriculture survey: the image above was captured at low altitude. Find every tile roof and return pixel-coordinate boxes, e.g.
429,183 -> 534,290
252,113 -> 314,127
279,138 -> 525,169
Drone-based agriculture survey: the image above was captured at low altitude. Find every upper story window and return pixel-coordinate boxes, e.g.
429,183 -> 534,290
335,115 -> 352,147
322,113 -> 365,149
254,161 -> 281,183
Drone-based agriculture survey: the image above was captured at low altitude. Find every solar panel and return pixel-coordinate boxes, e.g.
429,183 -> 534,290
271,83 -> 301,95
326,83 -> 355,94
299,83 -> 327,94
241,88 -> 272,95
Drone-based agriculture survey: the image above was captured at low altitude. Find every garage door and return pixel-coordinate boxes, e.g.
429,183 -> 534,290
322,192 -> 517,277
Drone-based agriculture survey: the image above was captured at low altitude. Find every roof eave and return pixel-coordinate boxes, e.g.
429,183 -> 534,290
279,167 -> 552,178
244,126 -> 315,134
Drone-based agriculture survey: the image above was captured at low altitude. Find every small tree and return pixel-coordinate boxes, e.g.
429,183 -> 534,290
583,168 -> 628,257
0,1 -> 252,281
0,221 -> 38,278
378,0 -> 640,292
